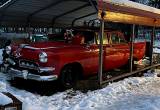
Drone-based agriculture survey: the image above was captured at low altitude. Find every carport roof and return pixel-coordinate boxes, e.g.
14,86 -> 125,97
0,0 -> 98,27
99,0 -> 160,27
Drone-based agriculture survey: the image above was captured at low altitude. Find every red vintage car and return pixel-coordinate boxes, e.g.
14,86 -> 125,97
7,29 -> 146,88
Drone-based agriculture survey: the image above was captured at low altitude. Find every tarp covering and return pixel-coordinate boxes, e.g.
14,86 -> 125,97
98,0 -> 160,26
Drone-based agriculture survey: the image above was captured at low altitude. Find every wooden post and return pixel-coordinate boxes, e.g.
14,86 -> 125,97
98,11 -> 105,86
130,24 -> 135,72
150,27 -> 155,65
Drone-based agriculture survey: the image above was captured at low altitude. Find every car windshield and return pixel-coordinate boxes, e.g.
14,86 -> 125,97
29,29 -> 96,44
30,34 -> 49,42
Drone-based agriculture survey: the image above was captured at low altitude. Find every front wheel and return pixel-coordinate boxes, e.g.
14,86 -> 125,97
60,65 -> 78,89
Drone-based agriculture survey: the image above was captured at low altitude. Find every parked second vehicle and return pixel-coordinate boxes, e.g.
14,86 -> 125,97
4,29 -> 146,88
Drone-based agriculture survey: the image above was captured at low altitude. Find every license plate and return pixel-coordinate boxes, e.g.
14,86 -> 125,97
22,70 -> 28,79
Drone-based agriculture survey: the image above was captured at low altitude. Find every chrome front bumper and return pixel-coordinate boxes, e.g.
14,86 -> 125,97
8,68 -> 58,81
38,67 -> 55,73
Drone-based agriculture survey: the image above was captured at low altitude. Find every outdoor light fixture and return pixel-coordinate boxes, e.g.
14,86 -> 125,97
0,0 -> 12,8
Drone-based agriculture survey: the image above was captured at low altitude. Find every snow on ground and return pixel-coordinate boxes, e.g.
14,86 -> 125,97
153,47 -> 160,54
1,72 -> 160,110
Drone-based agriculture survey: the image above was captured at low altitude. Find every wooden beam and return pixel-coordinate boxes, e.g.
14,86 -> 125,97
98,11 -> 160,27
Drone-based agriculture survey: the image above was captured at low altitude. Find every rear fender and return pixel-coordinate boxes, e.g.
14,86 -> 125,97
132,42 -> 146,60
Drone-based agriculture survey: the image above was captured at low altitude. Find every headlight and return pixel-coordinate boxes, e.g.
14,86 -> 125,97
39,52 -> 48,63
5,46 -> 11,54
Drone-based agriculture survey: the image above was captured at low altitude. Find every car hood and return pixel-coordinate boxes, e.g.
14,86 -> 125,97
24,41 -> 69,50
14,41 -> 86,61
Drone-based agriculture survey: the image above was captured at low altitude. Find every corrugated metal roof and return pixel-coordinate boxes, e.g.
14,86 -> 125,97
0,0 -> 98,27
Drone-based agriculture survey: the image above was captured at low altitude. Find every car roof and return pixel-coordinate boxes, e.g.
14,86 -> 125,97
70,27 -> 122,33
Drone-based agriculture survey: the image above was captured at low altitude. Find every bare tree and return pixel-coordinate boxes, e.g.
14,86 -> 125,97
148,0 -> 160,8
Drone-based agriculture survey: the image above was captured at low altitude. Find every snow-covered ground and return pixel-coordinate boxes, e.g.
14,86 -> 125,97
1,42 -> 160,109
0,72 -> 160,110
153,48 -> 160,54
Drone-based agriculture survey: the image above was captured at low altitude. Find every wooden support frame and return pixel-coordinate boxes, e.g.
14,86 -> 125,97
130,24 -> 135,72
98,11 -> 105,85
101,63 -> 160,85
98,0 -> 160,88
150,27 -> 155,65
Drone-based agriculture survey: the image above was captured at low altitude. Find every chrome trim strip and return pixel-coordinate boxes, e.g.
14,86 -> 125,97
39,67 -> 55,73
24,46 -> 60,50
8,68 -> 58,81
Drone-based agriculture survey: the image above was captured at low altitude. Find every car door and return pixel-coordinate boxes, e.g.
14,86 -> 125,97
103,32 -> 119,71
86,32 -> 112,74
109,32 -> 130,69
91,31 -> 120,71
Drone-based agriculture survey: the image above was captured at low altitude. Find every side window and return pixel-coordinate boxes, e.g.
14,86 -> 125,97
111,33 -> 119,44
111,33 -> 127,44
83,31 -> 95,44
95,32 -> 109,45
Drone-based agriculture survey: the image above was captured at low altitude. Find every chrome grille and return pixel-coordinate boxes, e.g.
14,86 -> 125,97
19,60 -> 38,69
